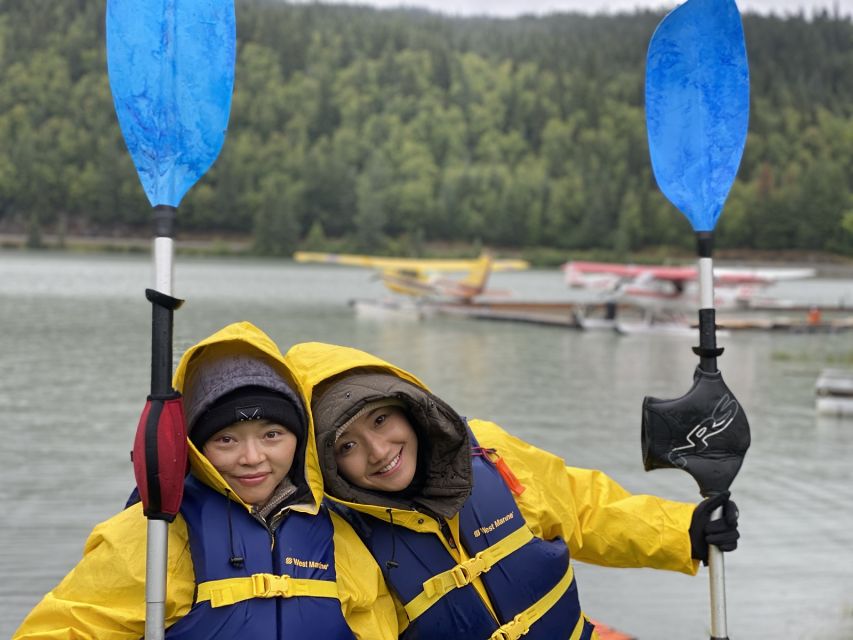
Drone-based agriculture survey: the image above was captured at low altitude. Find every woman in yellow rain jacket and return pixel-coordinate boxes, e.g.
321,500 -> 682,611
285,341 -> 739,640
14,322 -> 397,640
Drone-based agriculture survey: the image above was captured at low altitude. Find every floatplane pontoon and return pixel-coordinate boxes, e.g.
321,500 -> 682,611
815,369 -> 853,416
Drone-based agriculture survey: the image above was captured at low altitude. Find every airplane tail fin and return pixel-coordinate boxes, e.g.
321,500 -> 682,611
459,254 -> 493,295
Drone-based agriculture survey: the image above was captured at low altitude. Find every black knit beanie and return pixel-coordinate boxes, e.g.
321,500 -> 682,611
190,385 -> 305,449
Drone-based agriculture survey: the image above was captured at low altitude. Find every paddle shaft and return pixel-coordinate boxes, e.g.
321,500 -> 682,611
695,232 -> 729,640
708,520 -> 728,640
695,234 -> 722,374
145,521 -> 168,640
153,206 -> 176,306
146,205 -> 177,640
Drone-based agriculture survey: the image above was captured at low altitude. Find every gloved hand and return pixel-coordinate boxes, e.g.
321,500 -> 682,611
689,491 -> 739,565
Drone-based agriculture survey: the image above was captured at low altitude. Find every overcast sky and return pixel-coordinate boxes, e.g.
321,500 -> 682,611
296,0 -> 851,18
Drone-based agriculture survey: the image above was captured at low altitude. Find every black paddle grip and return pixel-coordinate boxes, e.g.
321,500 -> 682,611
145,288 -> 184,396
693,308 -> 724,371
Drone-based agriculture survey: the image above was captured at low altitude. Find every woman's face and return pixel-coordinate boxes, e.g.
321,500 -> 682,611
333,406 -> 418,493
203,419 -> 298,505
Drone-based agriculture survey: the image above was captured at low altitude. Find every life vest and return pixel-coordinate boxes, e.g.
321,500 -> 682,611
335,433 -> 594,640
165,476 -> 355,640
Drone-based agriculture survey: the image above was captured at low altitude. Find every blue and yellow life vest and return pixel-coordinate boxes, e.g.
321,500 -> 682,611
165,476 -> 355,640
336,434 -> 594,640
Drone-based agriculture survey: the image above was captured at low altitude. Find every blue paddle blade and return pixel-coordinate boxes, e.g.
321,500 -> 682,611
106,0 -> 236,208
645,0 -> 749,232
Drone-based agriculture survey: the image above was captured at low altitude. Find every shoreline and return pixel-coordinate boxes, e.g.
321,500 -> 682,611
3,232 -> 853,277
0,232 -> 252,255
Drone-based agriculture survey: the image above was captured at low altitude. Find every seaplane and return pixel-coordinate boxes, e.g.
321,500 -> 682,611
293,251 -> 529,319
563,260 -> 816,334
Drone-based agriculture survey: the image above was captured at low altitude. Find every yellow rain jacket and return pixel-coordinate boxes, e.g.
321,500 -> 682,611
14,322 -> 397,640
285,341 -> 699,634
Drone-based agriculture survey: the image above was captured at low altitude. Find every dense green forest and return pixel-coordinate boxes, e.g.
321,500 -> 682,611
0,0 -> 851,259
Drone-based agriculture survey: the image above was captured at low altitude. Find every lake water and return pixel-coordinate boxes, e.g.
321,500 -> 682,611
2,250 -> 852,639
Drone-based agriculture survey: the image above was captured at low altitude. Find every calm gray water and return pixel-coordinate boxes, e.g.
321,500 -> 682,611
2,250 -> 852,639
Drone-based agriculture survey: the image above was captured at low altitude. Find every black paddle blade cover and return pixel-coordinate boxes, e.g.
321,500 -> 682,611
132,392 -> 188,521
642,367 -> 750,496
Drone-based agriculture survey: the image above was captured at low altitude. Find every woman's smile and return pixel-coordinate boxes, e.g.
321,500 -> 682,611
372,448 -> 403,476
235,472 -> 271,486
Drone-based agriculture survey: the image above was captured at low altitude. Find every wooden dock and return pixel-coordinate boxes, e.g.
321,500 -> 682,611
431,300 -> 853,333
716,314 -> 853,333
435,300 -> 584,328
349,295 -> 853,333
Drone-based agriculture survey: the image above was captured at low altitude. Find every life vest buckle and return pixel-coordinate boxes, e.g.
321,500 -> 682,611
252,573 -> 292,598
489,613 -> 532,640
450,553 -> 489,588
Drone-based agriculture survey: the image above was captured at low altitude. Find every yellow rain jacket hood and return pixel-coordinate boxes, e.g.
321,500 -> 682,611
174,321 -> 323,514
286,341 -> 699,576
13,323 -> 398,640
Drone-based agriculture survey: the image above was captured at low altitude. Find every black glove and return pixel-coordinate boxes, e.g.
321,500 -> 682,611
689,491 -> 739,565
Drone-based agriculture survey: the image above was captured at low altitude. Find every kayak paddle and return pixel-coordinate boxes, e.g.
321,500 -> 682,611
640,1 -> 751,638
106,1 -> 236,637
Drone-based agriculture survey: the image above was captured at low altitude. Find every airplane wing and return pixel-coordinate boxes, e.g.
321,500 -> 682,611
564,261 -> 815,287
294,252 -> 528,273
564,261 -> 696,282
714,267 -> 816,284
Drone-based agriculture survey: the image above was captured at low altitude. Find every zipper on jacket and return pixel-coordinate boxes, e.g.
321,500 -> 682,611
438,518 -> 457,550
416,506 -> 458,552
252,505 -> 287,553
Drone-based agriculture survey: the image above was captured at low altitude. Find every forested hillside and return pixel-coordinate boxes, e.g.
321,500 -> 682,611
0,0 -> 851,257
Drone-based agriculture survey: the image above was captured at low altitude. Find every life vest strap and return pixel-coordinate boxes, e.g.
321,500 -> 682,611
197,573 -> 339,608
488,565 -> 580,640
404,525 -> 534,621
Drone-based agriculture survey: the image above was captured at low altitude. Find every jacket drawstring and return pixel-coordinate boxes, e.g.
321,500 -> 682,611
225,490 -> 244,568
385,508 -> 399,575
